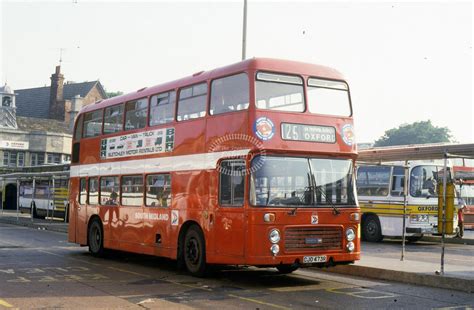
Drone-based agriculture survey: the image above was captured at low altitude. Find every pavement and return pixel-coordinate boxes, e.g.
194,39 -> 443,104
0,209 -> 473,294
0,209 -> 68,233
325,238 -> 474,294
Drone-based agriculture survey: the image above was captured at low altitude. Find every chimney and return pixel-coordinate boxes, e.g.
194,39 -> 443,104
49,65 -> 65,120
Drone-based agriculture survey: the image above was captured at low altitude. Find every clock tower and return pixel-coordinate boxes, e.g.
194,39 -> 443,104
0,83 -> 18,129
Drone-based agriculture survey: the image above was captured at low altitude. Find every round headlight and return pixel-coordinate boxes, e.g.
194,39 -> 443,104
269,229 -> 280,244
346,228 -> 356,242
346,241 -> 355,252
270,244 -> 280,255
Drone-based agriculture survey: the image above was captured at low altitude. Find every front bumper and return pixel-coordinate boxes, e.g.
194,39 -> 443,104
245,252 -> 360,267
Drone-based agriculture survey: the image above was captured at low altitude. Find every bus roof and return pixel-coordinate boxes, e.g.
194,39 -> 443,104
79,58 -> 346,115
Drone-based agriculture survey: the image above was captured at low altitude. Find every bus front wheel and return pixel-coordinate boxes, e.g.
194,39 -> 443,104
88,219 -> 105,257
362,215 -> 383,242
183,225 -> 207,277
406,235 -> 423,243
32,202 -> 44,220
276,265 -> 299,274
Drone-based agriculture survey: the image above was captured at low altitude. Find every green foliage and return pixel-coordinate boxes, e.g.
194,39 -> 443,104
105,91 -> 123,98
374,120 -> 452,147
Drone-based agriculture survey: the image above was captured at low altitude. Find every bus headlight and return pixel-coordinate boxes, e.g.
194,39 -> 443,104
270,244 -> 280,256
346,241 -> 355,252
345,228 -> 356,242
269,229 -> 280,244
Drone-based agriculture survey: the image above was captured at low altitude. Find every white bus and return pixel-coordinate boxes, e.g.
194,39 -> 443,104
356,160 -> 460,242
19,178 -> 69,220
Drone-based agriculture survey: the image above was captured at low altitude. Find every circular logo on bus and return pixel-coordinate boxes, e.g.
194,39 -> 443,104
254,117 -> 275,141
341,124 -> 355,146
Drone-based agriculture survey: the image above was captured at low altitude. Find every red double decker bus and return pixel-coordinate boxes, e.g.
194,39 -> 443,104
68,58 -> 360,276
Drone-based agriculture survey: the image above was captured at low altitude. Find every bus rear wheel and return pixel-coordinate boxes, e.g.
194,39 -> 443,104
183,225 -> 207,277
88,219 -> 105,257
362,214 -> 383,242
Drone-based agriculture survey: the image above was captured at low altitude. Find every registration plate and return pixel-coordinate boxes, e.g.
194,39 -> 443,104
303,255 -> 327,264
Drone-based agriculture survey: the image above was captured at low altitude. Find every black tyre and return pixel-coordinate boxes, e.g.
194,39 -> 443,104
31,202 -> 37,219
406,234 -> 423,243
183,225 -> 207,277
32,202 -> 45,219
88,219 -> 105,257
276,265 -> 299,274
362,214 -> 383,242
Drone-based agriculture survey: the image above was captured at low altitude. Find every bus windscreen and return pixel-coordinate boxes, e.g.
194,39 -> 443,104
250,156 -> 355,207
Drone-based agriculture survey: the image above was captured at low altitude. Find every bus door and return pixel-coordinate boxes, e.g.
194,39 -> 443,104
76,177 -> 91,243
117,175 -> 143,248
214,160 -> 246,257
388,166 -> 405,234
408,165 -> 440,231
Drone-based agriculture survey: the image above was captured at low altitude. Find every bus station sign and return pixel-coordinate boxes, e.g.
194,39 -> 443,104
0,140 -> 29,150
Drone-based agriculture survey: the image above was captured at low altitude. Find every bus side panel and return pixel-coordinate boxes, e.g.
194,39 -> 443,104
171,170 -> 216,260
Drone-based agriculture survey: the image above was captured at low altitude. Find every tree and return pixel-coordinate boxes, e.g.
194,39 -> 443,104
374,120 -> 452,147
105,91 -> 123,98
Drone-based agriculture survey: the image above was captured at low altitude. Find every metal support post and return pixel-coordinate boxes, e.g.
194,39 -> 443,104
51,177 -> 55,222
1,182 -> 3,216
242,0 -> 247,60
46,178 -> 50,220
440,153 -> 448,275
16,179 -> 20,222
401,161 -> 408,261
64,177 -> 69,223
31,177 -> 36,222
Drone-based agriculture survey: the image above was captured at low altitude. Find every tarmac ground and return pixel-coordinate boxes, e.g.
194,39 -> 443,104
0,209 -> 473,295
1,221 -> 473,309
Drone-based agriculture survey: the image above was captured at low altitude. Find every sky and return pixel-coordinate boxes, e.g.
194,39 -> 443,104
1,0 -> 472,144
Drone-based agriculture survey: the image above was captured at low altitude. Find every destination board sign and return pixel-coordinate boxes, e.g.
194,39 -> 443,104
281,123 -> 336,143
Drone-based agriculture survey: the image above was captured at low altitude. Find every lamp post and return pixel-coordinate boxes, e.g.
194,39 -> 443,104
242,0 -> 247,60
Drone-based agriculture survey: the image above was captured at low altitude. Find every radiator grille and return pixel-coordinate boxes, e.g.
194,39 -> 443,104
285,227 -> 342,251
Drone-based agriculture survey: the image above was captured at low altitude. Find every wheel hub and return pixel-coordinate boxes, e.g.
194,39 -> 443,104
186,238 -> 199,264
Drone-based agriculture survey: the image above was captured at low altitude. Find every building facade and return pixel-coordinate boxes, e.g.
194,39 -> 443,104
0,66 -> 107,210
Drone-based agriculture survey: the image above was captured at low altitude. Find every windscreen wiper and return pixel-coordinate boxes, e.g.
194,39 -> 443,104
314,186 -> 340,215
289,185 -> 315,215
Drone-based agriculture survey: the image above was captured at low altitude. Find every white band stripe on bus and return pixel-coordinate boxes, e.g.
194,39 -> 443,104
70,149 -> 251,177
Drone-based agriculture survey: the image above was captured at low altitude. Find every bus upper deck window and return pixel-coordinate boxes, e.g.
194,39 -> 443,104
125,98 -> 147,131
74,114 -> 83,141
104,104 -> 124,134
177,83 -> 207,121
255,72 -> 304,112
307,78 -> 351,116
150,91 -> 176,126
210,73 -> 249,115
83,110 -> 103,138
